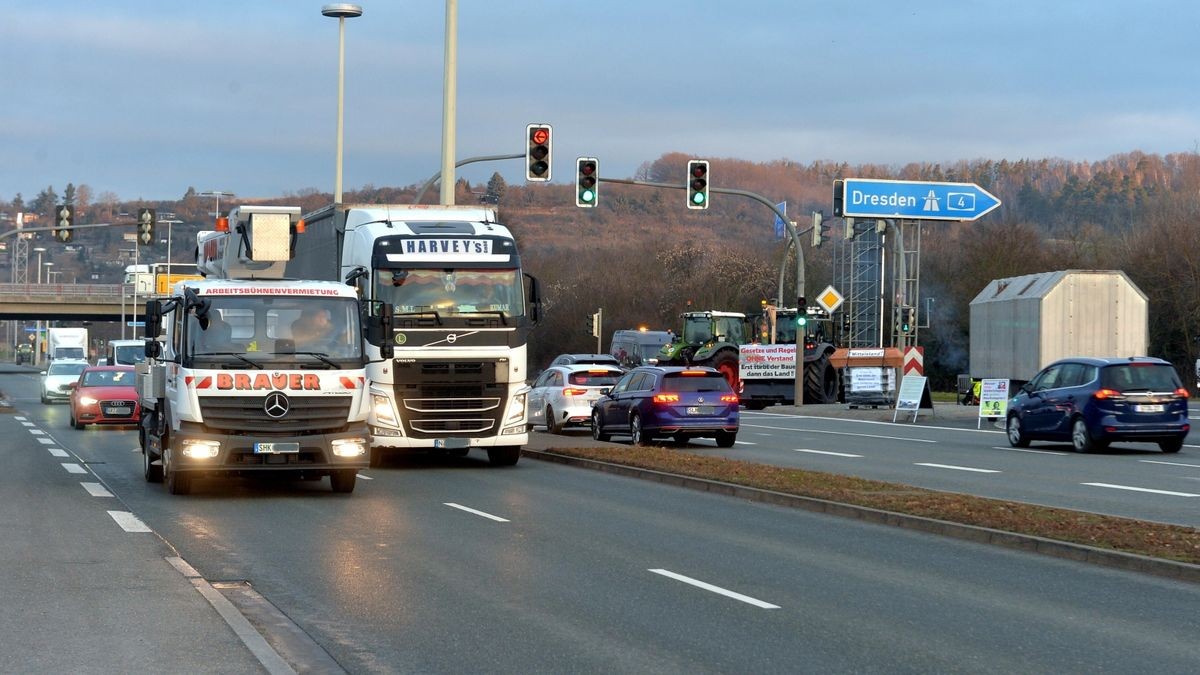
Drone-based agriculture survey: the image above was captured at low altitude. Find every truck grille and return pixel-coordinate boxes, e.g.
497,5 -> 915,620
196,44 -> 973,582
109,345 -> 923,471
392,360 -> 506,438
199,395 -> 353,434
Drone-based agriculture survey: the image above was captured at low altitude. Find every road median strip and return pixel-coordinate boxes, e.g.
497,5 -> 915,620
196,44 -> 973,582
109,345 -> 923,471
524,446 -> 1200,583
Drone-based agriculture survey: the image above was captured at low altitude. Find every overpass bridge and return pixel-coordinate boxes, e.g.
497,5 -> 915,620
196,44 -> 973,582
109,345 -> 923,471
0,283 -> 145,322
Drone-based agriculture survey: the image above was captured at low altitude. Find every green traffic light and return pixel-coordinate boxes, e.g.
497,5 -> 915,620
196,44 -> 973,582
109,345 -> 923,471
692,192 -> 706,205
580,189 -> 595,203
797,316 -> 807,326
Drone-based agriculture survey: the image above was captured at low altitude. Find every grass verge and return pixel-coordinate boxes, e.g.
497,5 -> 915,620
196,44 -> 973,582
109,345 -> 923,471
544,445 -> 1200,565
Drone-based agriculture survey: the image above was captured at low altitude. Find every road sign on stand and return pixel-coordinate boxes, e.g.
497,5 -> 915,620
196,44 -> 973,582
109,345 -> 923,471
838,178 -> 1001,221
902,346 -> 924,376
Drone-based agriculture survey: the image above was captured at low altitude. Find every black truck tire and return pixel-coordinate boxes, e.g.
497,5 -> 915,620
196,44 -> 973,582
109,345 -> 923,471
710,349 -> 739,392
804,351 -> 839,404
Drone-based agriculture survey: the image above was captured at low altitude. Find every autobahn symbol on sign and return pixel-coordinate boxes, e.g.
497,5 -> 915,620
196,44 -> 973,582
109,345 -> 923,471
838,178 -> 1001,221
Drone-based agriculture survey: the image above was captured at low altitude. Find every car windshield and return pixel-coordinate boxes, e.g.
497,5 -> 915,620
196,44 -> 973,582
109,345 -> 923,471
662,373 -> 731,392
1100,363 -> 1181,391
82,369 -> 135,387
568,370 -> 623,386
48,362 -> 87,376
112,345 -> 145,365
374,267 -> 524,318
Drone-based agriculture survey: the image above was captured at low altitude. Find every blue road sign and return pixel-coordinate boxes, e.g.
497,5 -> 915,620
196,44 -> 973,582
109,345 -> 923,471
773,201 -> 787,239
126,321 -> 145,327
839,178 -> 1001,221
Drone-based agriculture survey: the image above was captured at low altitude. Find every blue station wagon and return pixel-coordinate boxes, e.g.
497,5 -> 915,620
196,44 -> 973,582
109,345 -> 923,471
1006,356 -> 1189,453
591,366 -> 739,447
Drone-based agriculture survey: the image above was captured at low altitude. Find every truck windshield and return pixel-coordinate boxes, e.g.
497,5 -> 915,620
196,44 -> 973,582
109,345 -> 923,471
113,344 -> 145,365
188,296 -> 362,364
374,268 -> 524,318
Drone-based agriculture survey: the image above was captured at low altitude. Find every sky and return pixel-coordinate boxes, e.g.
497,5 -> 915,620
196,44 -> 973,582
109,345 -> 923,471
2,1 -> 1198,203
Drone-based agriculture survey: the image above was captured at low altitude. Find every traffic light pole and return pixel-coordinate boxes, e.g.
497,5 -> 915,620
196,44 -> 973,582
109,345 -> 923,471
412,153 -> 523,205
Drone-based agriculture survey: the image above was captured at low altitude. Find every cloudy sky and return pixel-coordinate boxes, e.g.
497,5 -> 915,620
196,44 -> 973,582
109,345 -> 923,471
1,1 -> 1197,202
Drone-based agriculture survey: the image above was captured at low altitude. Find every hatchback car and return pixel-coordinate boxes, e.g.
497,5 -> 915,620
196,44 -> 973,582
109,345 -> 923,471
69,366 -> 141,429
591,366 -> 739,447
528,364 -> 624,433
1006,356 -> 1189,453
40,359 -> 90,403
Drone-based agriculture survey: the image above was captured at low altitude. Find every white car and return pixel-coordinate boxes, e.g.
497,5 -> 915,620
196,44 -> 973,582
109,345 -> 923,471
41,359 -> 90,404
528,364 -> 624,434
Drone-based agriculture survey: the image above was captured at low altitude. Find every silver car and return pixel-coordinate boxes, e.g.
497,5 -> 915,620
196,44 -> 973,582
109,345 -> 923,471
528,364 -> 624,433
41,359 -> 89,404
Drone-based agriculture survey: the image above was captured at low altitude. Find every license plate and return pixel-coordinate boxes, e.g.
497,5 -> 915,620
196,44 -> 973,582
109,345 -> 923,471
1134,404 -> 1164,413
254,442 -> 299,454
104,406 -> 130,415
686,406 -> 713,416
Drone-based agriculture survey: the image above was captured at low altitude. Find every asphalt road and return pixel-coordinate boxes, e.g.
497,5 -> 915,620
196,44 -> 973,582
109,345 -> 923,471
3,367 -> 1200,673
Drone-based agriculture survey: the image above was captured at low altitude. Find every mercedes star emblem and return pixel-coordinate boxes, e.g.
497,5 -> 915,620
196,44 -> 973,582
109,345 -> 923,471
264,391 -> 290,419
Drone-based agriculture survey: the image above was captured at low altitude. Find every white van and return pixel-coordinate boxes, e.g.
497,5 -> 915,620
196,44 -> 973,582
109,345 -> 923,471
105,339 -> 146,366
609,329 -> 673,370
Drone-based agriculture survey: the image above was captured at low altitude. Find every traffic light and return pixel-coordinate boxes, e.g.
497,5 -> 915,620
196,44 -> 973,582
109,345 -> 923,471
811,211 -> 832,247
796,296 -> 807,327
686,160 -> 709,210
576,158 -> 598,208
590,312 -> 601,338
137,208 -> 156,245
898,305 -> 915,334
54,204 -> 73,243
844,216 -> 856,240
526,124 -> 552,182
832,179 -> 844,217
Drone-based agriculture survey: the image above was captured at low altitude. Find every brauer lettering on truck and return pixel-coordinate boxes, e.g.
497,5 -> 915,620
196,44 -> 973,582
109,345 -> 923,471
136,205 -> 393,496
290,203 -> 542,467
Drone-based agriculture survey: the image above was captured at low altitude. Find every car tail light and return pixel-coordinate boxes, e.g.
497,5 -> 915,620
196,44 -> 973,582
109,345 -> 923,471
653,393 -> 680,404
562,387 -> 588,397
680,370 -> 706,376
720,394 -> 738,403
1175,388 -> 1190,398
1093,388 -> 1125,400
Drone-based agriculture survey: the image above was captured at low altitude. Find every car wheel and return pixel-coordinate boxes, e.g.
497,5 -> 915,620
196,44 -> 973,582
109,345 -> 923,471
592,411 -> 611,442
164,448 -> 192,495
715,431 -> 737,448
40,393 -> 49,404
630,414 -> 652,446
330,470 -> 357,493
1006,415 -> 1030,447
71,413 -> 84,430
1071,417 -> 1100,453
143,447 -> 163,483
1159,438 -> 1184,454
547,405 -> 564,434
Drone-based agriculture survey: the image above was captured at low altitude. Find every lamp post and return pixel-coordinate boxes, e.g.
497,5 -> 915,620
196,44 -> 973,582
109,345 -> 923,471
34,247 -> 45,366
322,4 -> 362,205
199,190 -> 235,219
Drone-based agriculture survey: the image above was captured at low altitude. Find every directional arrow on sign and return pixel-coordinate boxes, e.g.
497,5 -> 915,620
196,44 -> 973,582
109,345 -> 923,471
838,178 -> 1001,221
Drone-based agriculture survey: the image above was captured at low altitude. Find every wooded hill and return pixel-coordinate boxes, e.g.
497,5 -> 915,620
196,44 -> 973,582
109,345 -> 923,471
6,150 -> 1200,390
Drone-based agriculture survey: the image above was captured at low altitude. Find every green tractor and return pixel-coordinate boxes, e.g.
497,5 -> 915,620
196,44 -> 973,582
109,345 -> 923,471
745,305 -> 841,407
657,311 -> 748,390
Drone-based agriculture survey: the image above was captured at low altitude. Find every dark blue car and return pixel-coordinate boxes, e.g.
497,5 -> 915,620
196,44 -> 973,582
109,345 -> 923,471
591,366 -> 739,447
1006,356 -> 1189,453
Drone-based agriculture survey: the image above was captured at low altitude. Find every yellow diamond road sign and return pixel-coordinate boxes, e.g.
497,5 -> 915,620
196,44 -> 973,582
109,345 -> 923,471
816,285 -> 843,313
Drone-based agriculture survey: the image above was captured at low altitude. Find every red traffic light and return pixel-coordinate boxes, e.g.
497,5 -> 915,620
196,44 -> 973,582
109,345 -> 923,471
691,163 -> 707,178
579,161 -> 596,177
530,127 -> 550,145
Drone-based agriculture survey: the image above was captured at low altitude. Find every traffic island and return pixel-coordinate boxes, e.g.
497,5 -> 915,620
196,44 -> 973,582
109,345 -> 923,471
525,446 -> 1200,582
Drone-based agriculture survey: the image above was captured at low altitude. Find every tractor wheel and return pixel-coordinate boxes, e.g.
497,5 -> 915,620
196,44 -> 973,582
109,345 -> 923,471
710,350 -> 739,392
804,351 -> 839,404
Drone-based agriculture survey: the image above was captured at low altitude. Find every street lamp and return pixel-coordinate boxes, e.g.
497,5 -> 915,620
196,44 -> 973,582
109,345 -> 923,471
34,247 -> 46,284
322,3 -> 362,205
199,190 -> 235,219
33,248 -> 46,366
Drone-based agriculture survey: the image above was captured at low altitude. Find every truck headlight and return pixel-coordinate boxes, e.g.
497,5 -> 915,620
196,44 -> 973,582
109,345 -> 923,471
505,392 -> 527,425
181,439 -> 220,459
332,438 -> 368,457
371,393 -> 397,426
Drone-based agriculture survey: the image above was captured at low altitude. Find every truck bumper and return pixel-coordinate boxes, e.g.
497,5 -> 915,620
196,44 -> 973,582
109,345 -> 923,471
368,428 -> 528,450
170,424 -> 370,474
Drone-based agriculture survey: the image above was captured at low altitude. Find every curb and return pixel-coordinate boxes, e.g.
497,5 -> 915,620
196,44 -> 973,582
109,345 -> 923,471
523,449 -> 1200,584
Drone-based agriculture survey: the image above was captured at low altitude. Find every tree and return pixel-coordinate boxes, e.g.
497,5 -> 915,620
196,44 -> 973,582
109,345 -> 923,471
11,193 -> 24,214
30,185 -> 58,216
75,184 -> 92,218
485,172 -> 507,202
63,183 -> 76,206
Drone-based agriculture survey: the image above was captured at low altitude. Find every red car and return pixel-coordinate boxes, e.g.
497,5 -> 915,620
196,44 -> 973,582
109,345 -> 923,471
69,366 -> 141,429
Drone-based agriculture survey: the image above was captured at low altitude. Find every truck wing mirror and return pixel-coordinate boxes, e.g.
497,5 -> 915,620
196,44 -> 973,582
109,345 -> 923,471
524,272 -> 541,324
145,340 -> 161,359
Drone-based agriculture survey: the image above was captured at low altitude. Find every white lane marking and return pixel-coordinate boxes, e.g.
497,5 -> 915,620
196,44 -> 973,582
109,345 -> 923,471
733,440 -> 756,446
742,410 -> 1004,434
36,437 -> 54,445
793,448 -> 863,458
356,473 -> 373,480
746,423 -> 937,443
991,446 -> 1071,456
1082,482 -> 1200,497
648,569 -> 780,609
915,463 -> 1001,474
444,503 -> 510,522
62,463 -> 88,474
81,482 -> 113,498
29,429 -> 45,435
1140,459 -> 1200,468
1184,444 -> 1200,449
21,422 -> 35,427
107,511 -> 152,533
15,416 -> 27,421
47,447 -> 69,458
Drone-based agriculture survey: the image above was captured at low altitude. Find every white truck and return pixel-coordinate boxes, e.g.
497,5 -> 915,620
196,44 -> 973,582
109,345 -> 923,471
289,203 -> 541,466
105,339 -> 146,366
47,327 -> 88,362
137,205 -> 393,495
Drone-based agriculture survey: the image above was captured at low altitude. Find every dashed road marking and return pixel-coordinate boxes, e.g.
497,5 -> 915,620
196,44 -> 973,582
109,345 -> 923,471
36,437 -> 54,445
793,448 -> 863,457
356,473 -> 373,480
915,462 -> 1000,474
107,511 -> 152,533
47,447 -> 69,458
991,446 -> 1071,456
1139,459 -> 1200,469
1082,482 -> 1199,497
649,569 -> 780,609
81,482 -> 113,497
29,429 -> 45,435
745,424 -> 938,443
444,503 -> 509,522
62,463 -> 88,474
